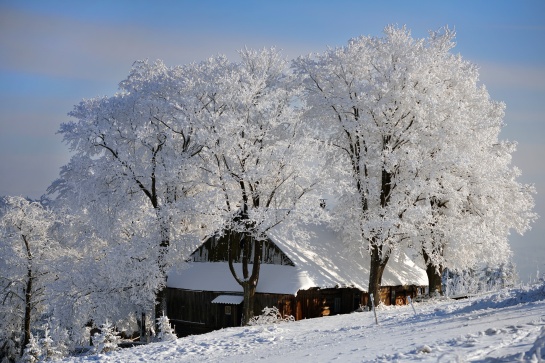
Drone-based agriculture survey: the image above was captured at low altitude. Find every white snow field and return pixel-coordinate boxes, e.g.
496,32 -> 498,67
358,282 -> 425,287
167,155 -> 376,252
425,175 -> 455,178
64,283 -> 545,363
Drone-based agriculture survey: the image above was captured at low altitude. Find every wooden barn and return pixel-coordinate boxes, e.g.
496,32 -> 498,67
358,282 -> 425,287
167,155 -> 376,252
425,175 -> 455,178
166,223 -> 427,337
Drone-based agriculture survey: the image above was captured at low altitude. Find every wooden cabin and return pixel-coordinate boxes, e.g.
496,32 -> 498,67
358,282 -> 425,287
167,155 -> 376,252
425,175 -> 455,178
166,223 -> 427,336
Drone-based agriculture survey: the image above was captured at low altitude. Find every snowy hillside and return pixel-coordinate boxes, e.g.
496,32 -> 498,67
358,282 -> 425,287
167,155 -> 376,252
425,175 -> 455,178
63,283 -> 545,362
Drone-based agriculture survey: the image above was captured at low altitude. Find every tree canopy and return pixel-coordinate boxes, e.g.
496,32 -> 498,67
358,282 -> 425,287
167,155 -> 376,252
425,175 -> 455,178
294,26 -> 536,303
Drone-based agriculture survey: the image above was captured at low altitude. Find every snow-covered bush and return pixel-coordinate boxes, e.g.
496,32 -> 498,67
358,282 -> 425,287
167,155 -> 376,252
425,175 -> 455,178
46,322 -> 70,360
248,307 -> 294,326
0,331 -> 20,363
91,322 -> 120,354
20,334 -> 41,363
444,263 -> 517,297
39,326 -> 65,361
155,314 -> 177,342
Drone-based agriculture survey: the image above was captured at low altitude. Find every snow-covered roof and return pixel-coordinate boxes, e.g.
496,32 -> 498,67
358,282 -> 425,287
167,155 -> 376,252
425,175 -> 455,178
167,223 -> 427,295
268,223 -> 427,290
211,295 -> 244,305
168,263 -> 315,295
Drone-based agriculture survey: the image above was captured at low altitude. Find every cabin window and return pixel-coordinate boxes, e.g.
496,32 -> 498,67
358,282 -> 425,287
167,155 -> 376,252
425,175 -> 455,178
225,306 -> 232,315
334,297 -> 341,314
391,290 -> 396,305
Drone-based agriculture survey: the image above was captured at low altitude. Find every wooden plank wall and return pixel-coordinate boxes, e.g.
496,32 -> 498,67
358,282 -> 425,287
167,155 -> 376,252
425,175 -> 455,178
377,285 -> 424,306
166,288 -> 217,327
166,285 -> 425,336
294,287 -> 364,319
166,288 -> 295,336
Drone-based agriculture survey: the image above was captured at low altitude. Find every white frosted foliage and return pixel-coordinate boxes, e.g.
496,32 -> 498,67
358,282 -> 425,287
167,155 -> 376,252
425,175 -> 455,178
294,25 -> 537,285
91,322 -> 121,354
156,314 -> 177,342
21,334 -> 41,363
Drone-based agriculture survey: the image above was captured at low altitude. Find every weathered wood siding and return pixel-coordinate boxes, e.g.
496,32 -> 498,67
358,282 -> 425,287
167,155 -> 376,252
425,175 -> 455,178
295,287 -> 365,319
166,288 -> 296,337
253,293 -> 296,319
191,232 -> 294,266
377,285 -> 424,306
166,288 -> 219,336
167,285 -> 425,337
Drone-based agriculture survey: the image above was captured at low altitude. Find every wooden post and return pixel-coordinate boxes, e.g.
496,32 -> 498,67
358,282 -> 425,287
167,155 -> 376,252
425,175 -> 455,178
370,293 -> 378,325
408,296 -> 417,316
141,312 -> 147,343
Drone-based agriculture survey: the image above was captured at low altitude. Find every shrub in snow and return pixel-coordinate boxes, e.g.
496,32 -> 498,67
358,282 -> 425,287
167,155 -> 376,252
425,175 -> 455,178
443,263 -> 517,297
353,304 -> 369,312
46,322 -> 70,359
0,331 -> 20,363
20,334 -> 41,363
91,322 -> 120,354
155,314 -> 177,342
248,307 -> 294,326
375,302 -> 389,310
40,326 -> 65,361
417,345 -> 432,354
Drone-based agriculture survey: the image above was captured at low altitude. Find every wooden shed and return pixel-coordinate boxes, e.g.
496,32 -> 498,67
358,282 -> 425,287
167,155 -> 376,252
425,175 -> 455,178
166,223 -> 427,336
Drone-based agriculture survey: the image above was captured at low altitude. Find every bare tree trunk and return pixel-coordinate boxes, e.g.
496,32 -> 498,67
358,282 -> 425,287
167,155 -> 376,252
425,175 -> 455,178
228,231 -> 262,326
367,164 -> 393,309
154,206 -> 170,330
140,312 -> 147,343
241,281 -> 257,325
426,263 -> 443,296
153,279 -> 168,328
423,250 -> 443,296
367,245 -> 389,309
22,267 -> 32,356
21,235 -> 33,356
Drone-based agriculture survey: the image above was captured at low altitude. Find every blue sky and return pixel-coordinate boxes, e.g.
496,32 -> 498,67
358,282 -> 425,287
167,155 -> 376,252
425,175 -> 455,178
1,0 -> 544,280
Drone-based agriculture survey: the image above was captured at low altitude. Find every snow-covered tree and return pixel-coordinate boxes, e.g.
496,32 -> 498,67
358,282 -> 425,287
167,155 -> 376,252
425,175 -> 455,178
295,26 -> 446,305
0,197 -> 62,356
155,314 -> 176,342
20,334 -> 41,363
294,26 -> 536,304
185,48 -> 328,323
49,50 -> 326,331
39,325 -> 65,361
91,322 -> 120,354
43,203 -> 169,344
404,29 -> 537,293
50,60 -> 202,322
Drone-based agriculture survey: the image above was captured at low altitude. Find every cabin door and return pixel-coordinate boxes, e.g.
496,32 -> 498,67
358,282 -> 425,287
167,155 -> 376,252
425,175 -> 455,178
220,304 -> 241,328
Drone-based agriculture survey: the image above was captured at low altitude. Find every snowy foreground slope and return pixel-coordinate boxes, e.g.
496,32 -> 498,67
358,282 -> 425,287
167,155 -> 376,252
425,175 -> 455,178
64,284 -> 545,363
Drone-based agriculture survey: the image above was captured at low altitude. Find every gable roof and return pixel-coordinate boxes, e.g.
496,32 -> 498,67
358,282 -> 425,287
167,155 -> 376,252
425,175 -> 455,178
167,223 -> 427,295
268,223 -> 427,290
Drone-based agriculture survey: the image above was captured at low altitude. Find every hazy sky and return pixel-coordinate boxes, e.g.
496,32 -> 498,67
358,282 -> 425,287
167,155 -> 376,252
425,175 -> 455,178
1,0 -> 544,281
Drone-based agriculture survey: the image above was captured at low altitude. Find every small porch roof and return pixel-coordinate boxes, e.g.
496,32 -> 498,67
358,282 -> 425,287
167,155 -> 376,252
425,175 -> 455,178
211,295 -> 244,305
